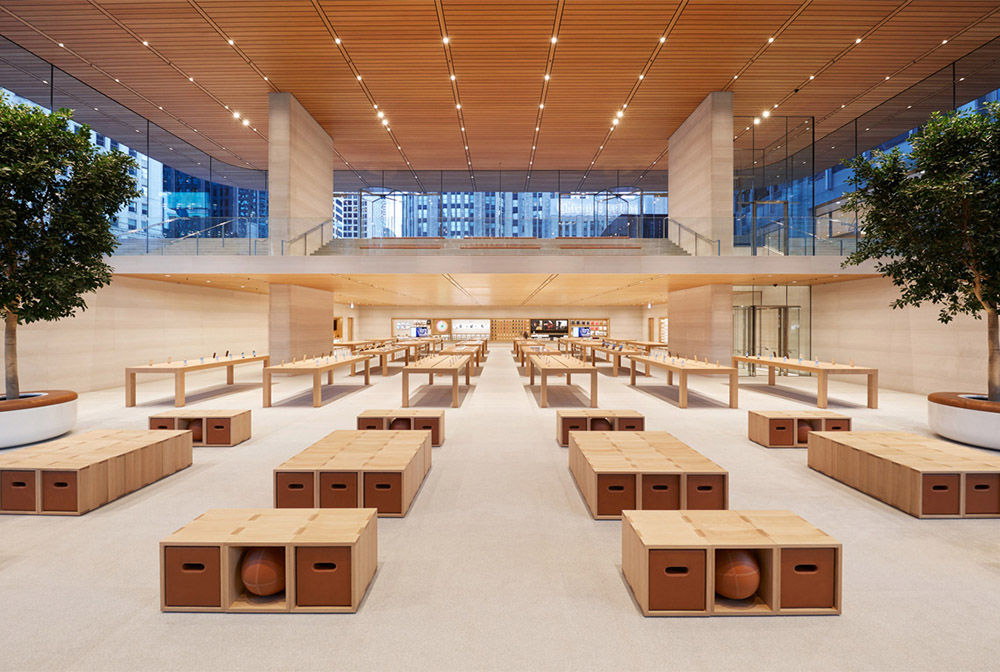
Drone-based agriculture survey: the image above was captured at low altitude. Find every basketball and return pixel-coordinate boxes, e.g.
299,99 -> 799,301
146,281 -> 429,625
389,418 -> 411,430
241,547 -> 286,596
714,549 -> 760,600
187,419 -> 203,442
590,418 -> 613,432
797,423 -> 813,444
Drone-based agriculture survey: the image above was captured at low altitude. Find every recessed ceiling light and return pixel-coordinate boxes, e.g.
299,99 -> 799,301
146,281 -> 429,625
189,77 -> 194,82
461,127 -> 465,131
233,111 -> 240,118
443,36 -> 450,44
544,74 -> 550,81
768,37 -> 774,43
753,118 -> 760,125
885,75 -> 890,80
733,75 -> 738,80
762,110 -> 770,118
535,127 -> 539,131
539,103 -> 544,109
377,111 -> 384,118
242,119 -> 249,126
841,104 -> 845,108
551,36 -> 557,43
58,43 -> 64,47
809,75 -> 815,80
228,39 -> 234,45
450,74 -> 456,81
263,76 -> 268,81
142,40 -> 149,46
114,78 -> 119,83
616,110 -> 623,118
855,37 -> 862,43
659,36 -> 666,43
638,74 -> 644,79
942,39 -> 948,44
382,119 -> 388,125
356,75 -> 362,80
335,38 -> 341,45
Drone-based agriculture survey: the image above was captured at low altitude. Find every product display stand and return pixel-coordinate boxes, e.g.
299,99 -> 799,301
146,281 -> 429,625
125,354 -> 270,407
629,354 -> 739,409
732,355 -> 878,409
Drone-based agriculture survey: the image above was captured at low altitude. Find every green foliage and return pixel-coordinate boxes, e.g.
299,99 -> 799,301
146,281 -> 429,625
843,102 -> 1000,322
0,95 -> 139,325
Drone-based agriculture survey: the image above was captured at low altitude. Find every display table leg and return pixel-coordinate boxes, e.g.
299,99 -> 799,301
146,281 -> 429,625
313,371 -> 322,407
452,372 -> 459,407
125,371 -> 136,407
364,359 -> 371,385
540,373 -> 548,408
402,372 -> 410,408
630,360 -> 637,386
729,371 -> 739,408
227,365 -> 235,385
590,371 -> 598,408
817,371 -> 829,408
868,371 -> 879,409
263,371 -> 272,407
678,371 -> 688,409
667,370 -> 673,386
768,366 -> 776,386
174,372 -> 186,407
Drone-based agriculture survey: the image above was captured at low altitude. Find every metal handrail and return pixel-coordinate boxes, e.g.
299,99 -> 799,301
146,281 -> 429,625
114,216 -> 190,240
281,218 -> 335,255
164,218 -> 238,244
666,217 -> 721,255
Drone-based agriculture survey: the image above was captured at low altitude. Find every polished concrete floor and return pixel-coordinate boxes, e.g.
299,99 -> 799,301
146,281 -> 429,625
2,347 -> 999,671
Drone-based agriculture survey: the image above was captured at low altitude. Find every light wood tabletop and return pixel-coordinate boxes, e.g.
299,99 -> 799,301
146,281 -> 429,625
263,354 -> 372,408
732,355 -> 878,409
402,354 -> 474,408
360,344 -> 411,375
629,354 -> 738,409
527,353 -> 598,408
126,353 -> 270,407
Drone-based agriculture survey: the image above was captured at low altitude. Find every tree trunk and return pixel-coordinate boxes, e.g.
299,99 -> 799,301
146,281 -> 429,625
4,309 -> 17,402
989,307 -> 999,403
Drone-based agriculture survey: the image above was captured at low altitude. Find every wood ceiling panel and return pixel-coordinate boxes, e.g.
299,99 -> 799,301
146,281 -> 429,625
3,0 -> 998,176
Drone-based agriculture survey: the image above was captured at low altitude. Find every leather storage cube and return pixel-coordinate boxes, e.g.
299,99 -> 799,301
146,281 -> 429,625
921,474 -> 961,515
596,474 -> 636,516
149,417 -> 176,431
274,472 -> 316,508
163,546 -> 221,607
617,416 -> 645,432
296,546 -> 352,607
648,549 -> 706,611
561,417 -> 587,446
780,547 -> 836,609
1,470 -> 36,512
41,471 -> 78,512
413,417 -> 442,446
363,472 -> 403,515
641,474 -> 680,510
205,418 -> 232,445
965,474 -> 1000,515
686,475 -> 726,510
319,472 -> 359,509
356,418 -> 385,431
823,418 -> 851,432
768,419 -> 794,446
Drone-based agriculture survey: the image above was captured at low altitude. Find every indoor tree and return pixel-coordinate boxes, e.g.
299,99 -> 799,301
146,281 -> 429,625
843,102 -> 1000,401
1,95 -> 138,401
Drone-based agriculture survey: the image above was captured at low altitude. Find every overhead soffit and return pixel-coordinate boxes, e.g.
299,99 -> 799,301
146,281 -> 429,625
119,272 -> 876,307
2,0 -> 999,183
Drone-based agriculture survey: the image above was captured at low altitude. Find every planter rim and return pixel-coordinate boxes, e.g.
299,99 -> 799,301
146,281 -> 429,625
927,392 -> 1000,414
0,390 -> 78,412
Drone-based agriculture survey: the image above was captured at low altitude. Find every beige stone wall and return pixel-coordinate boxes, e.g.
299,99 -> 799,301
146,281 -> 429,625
1,276 -> 268,394
667,285 -> 733,363
812,276 -> 988,394
268,285 -> 335,362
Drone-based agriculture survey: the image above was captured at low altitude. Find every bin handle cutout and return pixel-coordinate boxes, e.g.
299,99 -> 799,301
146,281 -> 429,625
313,562 -> 337,571
11,481 -> 27,488
375,483 -> 392,490
213,425 -> 224,430
776,425 -> 787,430
181,563 -> 205,572
932,484 -> 949,491
696,485 -> 713,491
973,484 -> 991,491
287,483 -> 305,490
329,483 -> 348,490
794,564 -> 819,574
53,482 -> 69,489
664,566 -> 689,576
608,485 -> 625,492
651,484 -> 670,491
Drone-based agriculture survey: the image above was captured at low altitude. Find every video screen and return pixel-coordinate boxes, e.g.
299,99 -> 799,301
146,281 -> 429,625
571,326 -> 591,337
411,326 -> 430,337
531,319 -> 568,335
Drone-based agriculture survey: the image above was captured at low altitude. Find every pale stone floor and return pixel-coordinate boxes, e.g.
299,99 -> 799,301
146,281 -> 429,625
2,348 -> 999,671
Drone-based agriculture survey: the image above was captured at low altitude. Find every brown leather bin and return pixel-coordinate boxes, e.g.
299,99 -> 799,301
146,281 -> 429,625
41,471 -> 77,512
685,475 -> 726,510
780,547 -> 836,609
561,417 -> 587,445
414,418 -> 441,445
163,546 -> 221,607
319,472 -> 359,509
596,474 -> 636,516
648,549 -> 706,611
296,546 -> 352,607
965,474 -> 1000,515
921,474 -> 961,515
363,472 -> 403,514
641,474 -> 680,511
205,418 -> 231,445
1,470 -> 36,511
356,418 -> 385,431
148,418 -> 176,430
768,419 -> 794,446
274,472 -> 315,508
617,416 -> 645,432
823,419 -> 851,432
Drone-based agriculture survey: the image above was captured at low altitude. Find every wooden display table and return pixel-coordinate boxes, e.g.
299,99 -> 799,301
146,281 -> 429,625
527,354 -> 598,408
395,340 -> 432,359
570,431 -> 728,519
263,355 -> 372,408
808,431 -> 1000,518
587,343 -> 645,377
556,409 -> 645,446
126,354 -> 270,407
274,430 -> 432,517
357,409 -> 446,446
362,344 -> 411,376
626,340 -> 666,353
517,342 -> 560,366
440,344 -> 482,367
623,510 -> 841,616
402,354 -> 473,408
748,410 -> 851,448
160,508 -> 377,613
149,409 -> 252,446
0,429 -> 192,515
457,339 -> 488,358
732,355 -> 878,409
629,355 -> 739,409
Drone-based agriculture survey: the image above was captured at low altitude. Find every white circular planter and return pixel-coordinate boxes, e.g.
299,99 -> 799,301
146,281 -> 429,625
0,391 -> 78,449
927,392 -> 1000,451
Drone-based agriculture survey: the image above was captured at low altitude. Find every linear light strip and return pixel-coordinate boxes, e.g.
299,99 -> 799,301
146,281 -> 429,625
186,0 -> 279,89
0,5 -> 262,169
433,0 -> 474,187
520,274 -> 560,306
575,0 -> 689,191
525,0 -> 566,189
721,0 -> 815,92
442,274 -> 481,305
310,0 -> 424,191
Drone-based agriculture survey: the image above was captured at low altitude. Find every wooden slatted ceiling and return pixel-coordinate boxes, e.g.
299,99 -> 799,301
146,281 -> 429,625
118,272 -> 875,306
1,0 -> 999,177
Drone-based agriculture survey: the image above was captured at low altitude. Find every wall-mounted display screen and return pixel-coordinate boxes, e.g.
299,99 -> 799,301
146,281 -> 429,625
531,319 -> 568,335
571,326 -> 591,337
410,326 -> 430,337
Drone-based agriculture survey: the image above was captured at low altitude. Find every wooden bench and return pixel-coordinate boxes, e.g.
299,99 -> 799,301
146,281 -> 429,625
357,410 -> 445,446
149,409 -> 251,447
747,410 -> 851,448
555,409 -> 645,446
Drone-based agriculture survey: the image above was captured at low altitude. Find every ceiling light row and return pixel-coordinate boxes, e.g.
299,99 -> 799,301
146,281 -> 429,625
436,24 -> 474,185
527,30 -> 562,186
